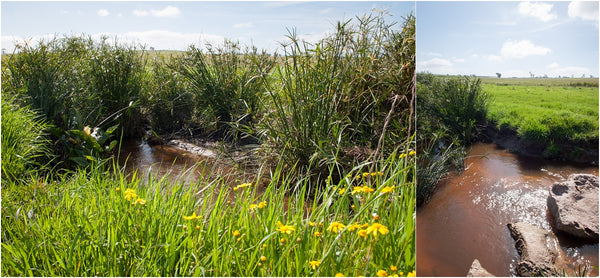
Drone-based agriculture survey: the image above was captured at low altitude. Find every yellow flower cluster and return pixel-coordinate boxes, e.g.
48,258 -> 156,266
355,171 -> 384,180
183,212 -> 202,221
352,185 -> 375,195
123,188 -> 146,205
249,201 -> 267,211
326,222 -> 346,234
381,186 -> 395,194
308,260 -> 320,270
233,183 -> 252,191
399,150 -> 416,159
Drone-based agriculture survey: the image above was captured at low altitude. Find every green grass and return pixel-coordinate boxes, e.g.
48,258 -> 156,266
479,77 -> 599,87
485,84 -> 598,143
1,150 -> 415,277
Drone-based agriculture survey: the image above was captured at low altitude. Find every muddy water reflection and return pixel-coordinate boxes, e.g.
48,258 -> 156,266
417,142 -> 598,277
118,140 -> 209,182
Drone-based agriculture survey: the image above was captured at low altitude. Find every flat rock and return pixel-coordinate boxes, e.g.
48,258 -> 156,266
467,259 -> 494,277
547,174 -> 599,240
168,139 -> 217,159
507,222 -> 567,277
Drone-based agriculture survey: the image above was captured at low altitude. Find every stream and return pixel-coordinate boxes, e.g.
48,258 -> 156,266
417,142 -> 599,276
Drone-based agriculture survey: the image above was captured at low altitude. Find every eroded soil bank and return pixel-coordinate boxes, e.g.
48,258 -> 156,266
417,142 -> 598,277
481,125 -> 599,166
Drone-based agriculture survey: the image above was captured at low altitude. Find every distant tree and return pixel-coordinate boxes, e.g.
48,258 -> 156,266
529,71 -> 534,78
496,72 -> 502,78
543,74 -> 548,78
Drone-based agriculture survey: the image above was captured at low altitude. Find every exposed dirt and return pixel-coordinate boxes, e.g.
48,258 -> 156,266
480,124 -> 599,166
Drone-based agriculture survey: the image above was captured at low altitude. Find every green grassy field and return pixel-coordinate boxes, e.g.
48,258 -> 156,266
484,82 -> 598,144
480,76 -> 598,87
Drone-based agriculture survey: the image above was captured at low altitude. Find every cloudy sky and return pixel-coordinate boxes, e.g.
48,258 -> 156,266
1,1 -> 414,53
417,1 -> 599,78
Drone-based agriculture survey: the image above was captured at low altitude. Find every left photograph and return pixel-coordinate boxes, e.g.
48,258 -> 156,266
1,1 -> 416,277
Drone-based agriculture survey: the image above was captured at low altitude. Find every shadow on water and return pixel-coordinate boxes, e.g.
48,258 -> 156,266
417,142 -> 598,277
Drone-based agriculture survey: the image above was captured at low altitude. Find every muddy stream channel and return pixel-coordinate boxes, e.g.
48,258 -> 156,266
417,142 -> 598,277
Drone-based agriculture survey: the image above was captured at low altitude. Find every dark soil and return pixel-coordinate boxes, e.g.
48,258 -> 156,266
479,124 -> 599,166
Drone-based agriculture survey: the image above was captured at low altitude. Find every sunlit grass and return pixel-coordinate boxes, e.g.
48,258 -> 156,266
485,84 -> 598,143
1,150 -> 415,277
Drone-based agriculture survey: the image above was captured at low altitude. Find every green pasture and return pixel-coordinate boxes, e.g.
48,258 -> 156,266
485,83 -> 598,143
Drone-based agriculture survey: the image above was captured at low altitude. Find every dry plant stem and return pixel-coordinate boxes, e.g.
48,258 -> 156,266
370,93 -> 399,173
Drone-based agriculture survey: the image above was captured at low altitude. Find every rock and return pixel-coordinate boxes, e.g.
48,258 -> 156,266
507,222 -> 567,277
168,139 -> 217,158
547,174 -> 599,240
467,259 -> 494,277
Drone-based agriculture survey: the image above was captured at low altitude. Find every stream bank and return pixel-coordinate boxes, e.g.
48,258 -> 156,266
480,124 -> 599,166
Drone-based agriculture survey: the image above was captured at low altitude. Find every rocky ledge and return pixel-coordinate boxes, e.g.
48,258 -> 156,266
507,222 -> 568,277
547,174 -> 599,240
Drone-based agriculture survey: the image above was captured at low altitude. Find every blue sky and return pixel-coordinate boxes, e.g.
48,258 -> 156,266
417,1 -> 599,78
1,1 -> 414,53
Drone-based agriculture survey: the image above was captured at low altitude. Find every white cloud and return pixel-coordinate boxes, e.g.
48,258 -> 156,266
97,9 -> 110,17
568,1 -> 599,21
547,65 -> 591,77
134,6 -> 180,18
233,22 -> 254,29
133,10 -> 149,17
487,55 -> 503,62
547,62 -> 559,69
452,57 -> 465,62
500,40 -> 551,58
425,52 -> 442,57
518,1 -> 557,22
417,57 -> 453,73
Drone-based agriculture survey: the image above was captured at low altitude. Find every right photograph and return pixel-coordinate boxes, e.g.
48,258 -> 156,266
415,1 -> 599,277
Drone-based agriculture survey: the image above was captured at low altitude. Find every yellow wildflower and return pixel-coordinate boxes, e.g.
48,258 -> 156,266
338,188 -> 346,194
258,262 -> 263,267
399,153 -> 407,159
309,221 -> 316,227
407,271 -> 416,277
409,150 -> 416,156
262,244 -> 268,248
362,172 -> 370,177
357,229 -> 367,238
233,183 -> 252,191
360,223 -> 370,229
196,225 -> 201,230
258,201 -> 267,209
280,238 -> 286,244
351,205 -> 356,210
335,273 -> 345,277
377,270 -> 388,277
327,222 -> 346,234
232,230 -> 241,237
132,198 -> 146,205
347,223 -> 362,232
308,260 -> 320,270
260,255 -> 267,262
83,126 -> 91,136
183,212 -> 202,221
366,223 -> 390,237
276,221 -> 295,234
389,274 -> 399,277
124,188 -> 137,201
363,186 -> 374,194
314,231 -> 321,237
115,187 -> 121,192
381,186 -> 395,193
249,204 -> 259,210
390,265 -> 398,272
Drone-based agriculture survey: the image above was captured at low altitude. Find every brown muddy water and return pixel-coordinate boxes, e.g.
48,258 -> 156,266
417,142 -> 599,277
